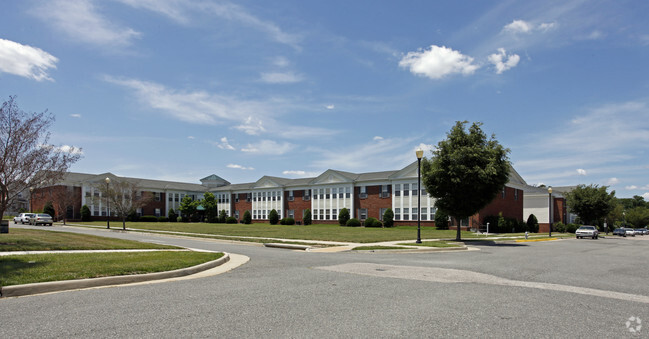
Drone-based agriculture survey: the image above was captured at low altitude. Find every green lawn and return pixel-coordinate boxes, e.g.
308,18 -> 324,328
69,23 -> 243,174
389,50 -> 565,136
1,251 -> 223,286
0,228 -> 178,251
70,221 -> 522,243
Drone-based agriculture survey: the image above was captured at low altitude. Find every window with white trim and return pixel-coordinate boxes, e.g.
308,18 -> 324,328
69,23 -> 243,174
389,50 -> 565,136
358,208 -> 367,220
403,184 -> 410,196
395,208 -> 401,220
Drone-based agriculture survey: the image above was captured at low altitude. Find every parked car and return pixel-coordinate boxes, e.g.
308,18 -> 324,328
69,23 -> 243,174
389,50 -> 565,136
13,213 -> 35,224
576,225 -> 599,239
624,228 -> 636,237
635,228 -> 648,235
29,213 -> 53,226
613,228 -> 626,236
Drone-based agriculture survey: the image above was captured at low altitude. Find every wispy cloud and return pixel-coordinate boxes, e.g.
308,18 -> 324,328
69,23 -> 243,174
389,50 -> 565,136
502,20 -> 557,34
70,114 -> 82,118
215,137 -> 235,150
241,140 -> 295,155
0,38 -> 58,81
399,45 -> 479,79
115,0 -> 301,48
227,163 -> 254,170
311,137 -> 418,172
282,170 -> 319,178
260,72 -> 304,84
33,0 -> 140,48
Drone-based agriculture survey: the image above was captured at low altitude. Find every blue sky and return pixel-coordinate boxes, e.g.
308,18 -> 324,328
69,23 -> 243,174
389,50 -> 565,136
1,0 -> 648,199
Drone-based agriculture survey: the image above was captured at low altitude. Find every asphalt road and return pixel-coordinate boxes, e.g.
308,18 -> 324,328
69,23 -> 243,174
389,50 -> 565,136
2,225 -> 649,338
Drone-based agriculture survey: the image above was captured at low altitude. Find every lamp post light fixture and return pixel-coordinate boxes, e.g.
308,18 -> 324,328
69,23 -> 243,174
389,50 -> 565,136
29,186 -> 34,212
416,148 -> 424,244
548,186 -> 553,237
105,177 -> 111,229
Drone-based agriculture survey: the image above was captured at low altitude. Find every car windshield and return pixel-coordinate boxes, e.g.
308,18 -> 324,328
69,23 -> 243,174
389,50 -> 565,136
37,214 -> 50,217
579,226 -> 595,230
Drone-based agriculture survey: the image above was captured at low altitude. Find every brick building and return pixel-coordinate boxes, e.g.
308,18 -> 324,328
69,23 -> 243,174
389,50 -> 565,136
31,162 -> 533,229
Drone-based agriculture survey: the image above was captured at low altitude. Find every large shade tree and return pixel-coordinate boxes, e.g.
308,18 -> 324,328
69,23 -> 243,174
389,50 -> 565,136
422,121 -> 510,241
564,184 -> 616,225
0,96 -> 81,219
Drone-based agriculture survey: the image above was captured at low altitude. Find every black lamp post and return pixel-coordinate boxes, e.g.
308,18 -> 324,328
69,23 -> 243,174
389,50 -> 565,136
29,186 -> 34,213
416,148 -> 423,244
105,177 -> 111,229
548,186 -> 552,237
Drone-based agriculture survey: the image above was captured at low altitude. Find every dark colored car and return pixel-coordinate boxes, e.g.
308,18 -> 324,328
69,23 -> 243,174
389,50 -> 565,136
613,228 -> 626,236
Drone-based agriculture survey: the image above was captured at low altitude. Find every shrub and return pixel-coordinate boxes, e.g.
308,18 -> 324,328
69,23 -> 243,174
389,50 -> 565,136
243,210 -> 252,224
176,216 -> 183,222
435,209 -> 449,230
269,209 -> 279,225
218,210 -> 227,223
526,214 -> 539,233
382,208 -> 394,227
43,201 -> 55,218
553,222 -> 566,233
139,215 -> 159,222
168,208 -> 178,222
81,205 -> 91,221
282,217 -> 295,225
158,216 -> 169,222
565,223 -> 579,233
364,217 -> 381,227
483,214 -> 524,233
226,216 -> 237,224
338,208 -> 350,226
304,209 -> 312,225
346,218 -> 361,227
126,211 -> 139,222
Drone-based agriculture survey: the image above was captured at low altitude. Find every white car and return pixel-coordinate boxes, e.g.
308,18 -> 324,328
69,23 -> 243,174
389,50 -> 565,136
576,225 -> 599,239
624,228 -> 636,237
13,213 -> 35,224
29,213 -> 53,226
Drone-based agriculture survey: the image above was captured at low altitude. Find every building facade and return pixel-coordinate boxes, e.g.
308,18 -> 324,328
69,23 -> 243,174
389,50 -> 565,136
31,162 -> 530,228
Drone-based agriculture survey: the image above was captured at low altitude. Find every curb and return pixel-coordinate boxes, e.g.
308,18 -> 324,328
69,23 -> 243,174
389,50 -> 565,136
264,243 -> 310,250
0,253 -> 230,298
515,238 -> 558,243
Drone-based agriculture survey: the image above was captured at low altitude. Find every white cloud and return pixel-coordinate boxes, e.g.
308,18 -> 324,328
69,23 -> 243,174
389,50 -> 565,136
187,136 -> 195,140
235,116 -> 266,135
414,143 -> 435,157
260,72 -> 304,84
57,145 -> 83,155
33,0 -> 141,47
272,56 -> 290,68
504,20 -> 534,34
325,104 -> 335,110
282,170 -> 319,178
373,136 -> 384,141
227,164 -> 254,170
503,20 -> 556,34
311,137 -> 416,171
576,169 -> 587,176
70,114 -> 82,118
241,140 -> 294,155
216,137 -> 235,150
399,45 -> 479,79
104,76 -> 269,126
626,185 -> 638,190
607,178 -> 619,185
643,193 -> 649,200
0,38 -> 58,81
488,48 -> 520,74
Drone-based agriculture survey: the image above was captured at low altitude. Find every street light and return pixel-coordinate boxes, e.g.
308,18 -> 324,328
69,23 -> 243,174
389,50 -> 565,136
548,186 -> 553,237
416,148 -> 424,244
105,177 -> 111,229
29,186 -> 34,212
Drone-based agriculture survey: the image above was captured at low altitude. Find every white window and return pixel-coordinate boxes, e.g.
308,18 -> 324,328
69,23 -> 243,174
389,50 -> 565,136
345,187 -> 351,198
403,184 -> 410,196
287,210 -> 294,219
379,208 -> 387,221
395,208 -> 401,221
403,208 -> 410,220
421,208 -> 428,221
358,208 -> 368,220
155,208 -> 161,217
395,184 -> 401,196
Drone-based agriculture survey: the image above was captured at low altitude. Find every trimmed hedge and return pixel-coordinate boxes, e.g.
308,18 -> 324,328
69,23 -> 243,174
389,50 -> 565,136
269,209 -> 279,225
338,208 -> 350,226
226,216 -> 238,224
382,208 -> 394,227
243,210 -> 252,224
364,217 -> 382,227
346,218 -> 361,227
139,215 -> 159,222
280,217 -> 295,225
158,216 -> 169,222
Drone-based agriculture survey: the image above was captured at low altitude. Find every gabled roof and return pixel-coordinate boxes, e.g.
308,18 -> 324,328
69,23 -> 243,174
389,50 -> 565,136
59,172 -> 207,192
310,169 -> 356,185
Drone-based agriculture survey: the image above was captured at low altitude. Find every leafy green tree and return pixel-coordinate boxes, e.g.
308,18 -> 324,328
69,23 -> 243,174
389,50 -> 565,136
618,195 -> 647,210
338,208 -> 350,226
218,209 -> 227,223
43,201 -> 55,218
81,205 -> 91,221
303,209 -> 312,225
179,195 -> 198,222
202,192 -> 218,223
168,208 -> 178,222
243,210 -> 252,224
269,209 -> 279,225
626,207 -> 649,228
526,214 -> 539,233
564,184 -> 616,225
422,121 -> 510,241
382,208 -> 394,227
434,209 -> 449,230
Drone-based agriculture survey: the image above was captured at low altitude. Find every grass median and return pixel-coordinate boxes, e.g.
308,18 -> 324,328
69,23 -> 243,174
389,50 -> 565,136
0,229 -> 223,286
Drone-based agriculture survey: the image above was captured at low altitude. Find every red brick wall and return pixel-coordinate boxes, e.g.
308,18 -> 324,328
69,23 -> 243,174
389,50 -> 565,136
355,185 -> 392,220
31,185 -> 83,220
140,192 -> 166,216
285,189 -> 311,223
474,187 -> 524,225
232,193 -> 251,221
